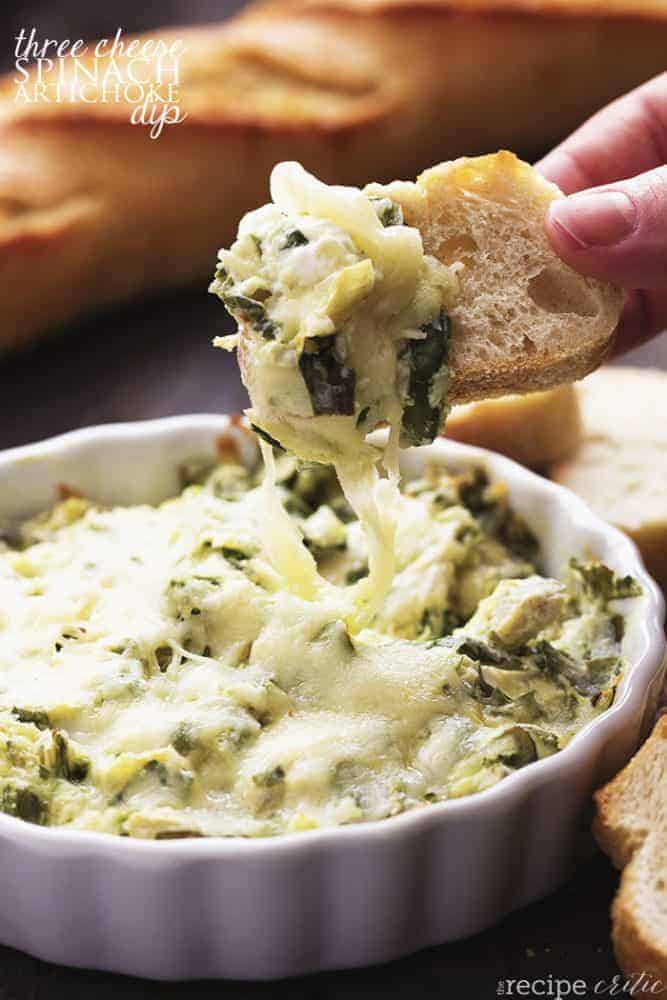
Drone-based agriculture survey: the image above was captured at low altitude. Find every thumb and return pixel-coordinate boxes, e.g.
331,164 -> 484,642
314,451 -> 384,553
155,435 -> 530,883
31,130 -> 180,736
545,165 -> 667,289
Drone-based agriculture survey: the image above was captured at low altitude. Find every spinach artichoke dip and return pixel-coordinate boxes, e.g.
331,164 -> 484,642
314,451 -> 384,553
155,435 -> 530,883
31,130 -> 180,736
0,163 -> 639,840
0,455 -> 638,838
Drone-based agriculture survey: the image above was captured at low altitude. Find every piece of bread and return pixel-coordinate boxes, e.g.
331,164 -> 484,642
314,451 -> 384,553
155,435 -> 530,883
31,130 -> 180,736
2,1 -> 666,350
380,153 -> 622,403
231,154 -> 621,464
551,367 -> 667,592
594,715 -> 667,993
444,384 -> 582,468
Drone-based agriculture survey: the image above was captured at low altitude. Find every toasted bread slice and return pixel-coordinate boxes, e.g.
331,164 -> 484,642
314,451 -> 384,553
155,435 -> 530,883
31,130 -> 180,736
551,367 -> 667,592
444,384 -> 582,469
381,153 -> 623,404
594,715 -> 667,991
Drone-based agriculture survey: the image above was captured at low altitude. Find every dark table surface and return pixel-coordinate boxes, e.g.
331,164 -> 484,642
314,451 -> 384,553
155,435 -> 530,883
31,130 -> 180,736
2,1 -> 667,995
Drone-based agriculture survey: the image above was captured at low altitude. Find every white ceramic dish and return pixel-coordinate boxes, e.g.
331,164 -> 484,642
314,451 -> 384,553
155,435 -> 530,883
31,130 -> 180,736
0,415 -> 663,981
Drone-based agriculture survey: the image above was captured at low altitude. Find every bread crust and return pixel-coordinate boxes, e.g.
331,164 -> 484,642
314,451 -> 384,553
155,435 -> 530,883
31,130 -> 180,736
279,0 -> 667,18
444,384 -> 582,468
1,2 -> 665,347
551,367 -> 667,594
382,153 -> 622,402
594,716 -> 667,993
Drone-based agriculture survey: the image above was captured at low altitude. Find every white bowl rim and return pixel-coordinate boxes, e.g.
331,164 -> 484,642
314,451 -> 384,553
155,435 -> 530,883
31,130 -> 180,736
0,413 -> 663,859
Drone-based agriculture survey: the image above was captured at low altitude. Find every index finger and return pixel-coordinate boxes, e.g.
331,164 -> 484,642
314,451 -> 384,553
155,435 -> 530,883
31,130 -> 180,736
536,71 -> 667,194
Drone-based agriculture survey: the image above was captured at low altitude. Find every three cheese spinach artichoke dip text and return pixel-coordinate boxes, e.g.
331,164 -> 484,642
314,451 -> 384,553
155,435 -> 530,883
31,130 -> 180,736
0,454 -> 638,837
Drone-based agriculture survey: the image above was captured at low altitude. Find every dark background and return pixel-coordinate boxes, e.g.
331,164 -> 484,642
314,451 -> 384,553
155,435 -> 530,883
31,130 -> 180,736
1,2 -> 666,996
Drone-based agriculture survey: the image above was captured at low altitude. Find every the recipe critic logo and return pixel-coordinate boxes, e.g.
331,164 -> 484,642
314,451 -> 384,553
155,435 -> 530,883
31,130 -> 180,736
13,27 -> 188,138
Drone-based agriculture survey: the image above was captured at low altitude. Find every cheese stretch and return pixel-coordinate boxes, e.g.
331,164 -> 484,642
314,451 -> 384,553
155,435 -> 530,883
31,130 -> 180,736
210,163 -> 459,626
0,456 -> 637,837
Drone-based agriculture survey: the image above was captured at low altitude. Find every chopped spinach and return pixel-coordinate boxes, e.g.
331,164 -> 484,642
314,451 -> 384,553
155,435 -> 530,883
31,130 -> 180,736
252,765 -> 285,788
11,706 -> 51,731
485,727 -> 538,768
457,468 -> 492,515
498,510 -> 539,562
172,723 -> 196,757
282,230 -> 309,249
371,197 -> 404,228
250,423 -> 285,451
52,731 -> 90,783
611,614 -> 625,643
569,559 -> 641,605
345,566 -> 369,585
154,646 -> 173,672
454,469 -> 538,559
299,335 -> 356,416
1,785 -> 48,825
399,310 -> 451,446
457,638 -> 523,671
330,496 -> 357,524
356,406 -> 370,429
143,760 -> 169,786
531,639 -> 600,699
221,546 -> 250,568
222,293 -> 278,340
467,665 -> 512,707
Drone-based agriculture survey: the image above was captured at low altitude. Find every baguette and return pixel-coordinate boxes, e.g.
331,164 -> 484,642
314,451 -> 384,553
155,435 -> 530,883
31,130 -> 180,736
382,153 -> 622,403
444,384 -> 582,468
2,0 -> 666,349
551,367 -> 667,592
594,715 -> 667,993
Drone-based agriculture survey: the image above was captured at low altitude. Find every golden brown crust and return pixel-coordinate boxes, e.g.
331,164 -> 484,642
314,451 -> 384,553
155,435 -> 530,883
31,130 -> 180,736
385,152 -> 621,403
550,368 -> 667,595
444,384 -> 582,468
594,717 -> 667,993
272,0 -> 667,19
447,341 -> 613,404
1,2 -> 665,346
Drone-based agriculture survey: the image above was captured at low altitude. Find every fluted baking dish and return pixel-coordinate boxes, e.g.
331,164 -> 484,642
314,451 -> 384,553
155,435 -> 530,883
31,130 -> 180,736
0,415 -> 663,981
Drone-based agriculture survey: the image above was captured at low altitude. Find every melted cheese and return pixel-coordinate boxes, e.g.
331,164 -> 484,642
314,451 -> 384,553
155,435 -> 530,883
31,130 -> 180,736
0,460 -> 633,838
211,162 -> 458,626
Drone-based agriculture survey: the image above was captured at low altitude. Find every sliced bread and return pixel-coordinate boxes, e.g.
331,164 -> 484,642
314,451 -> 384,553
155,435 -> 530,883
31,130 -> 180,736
594,715 -> 667,992
444,384 -> 582,469
551,367 -> 667,592
382,153 -> 623,404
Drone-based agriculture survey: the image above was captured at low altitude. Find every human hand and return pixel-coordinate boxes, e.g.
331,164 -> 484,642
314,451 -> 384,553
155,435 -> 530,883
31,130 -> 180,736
537,72 -> 667,356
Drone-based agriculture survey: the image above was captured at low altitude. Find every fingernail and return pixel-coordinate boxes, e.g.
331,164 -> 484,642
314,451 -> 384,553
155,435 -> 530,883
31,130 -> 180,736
549,191 -> 637,249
